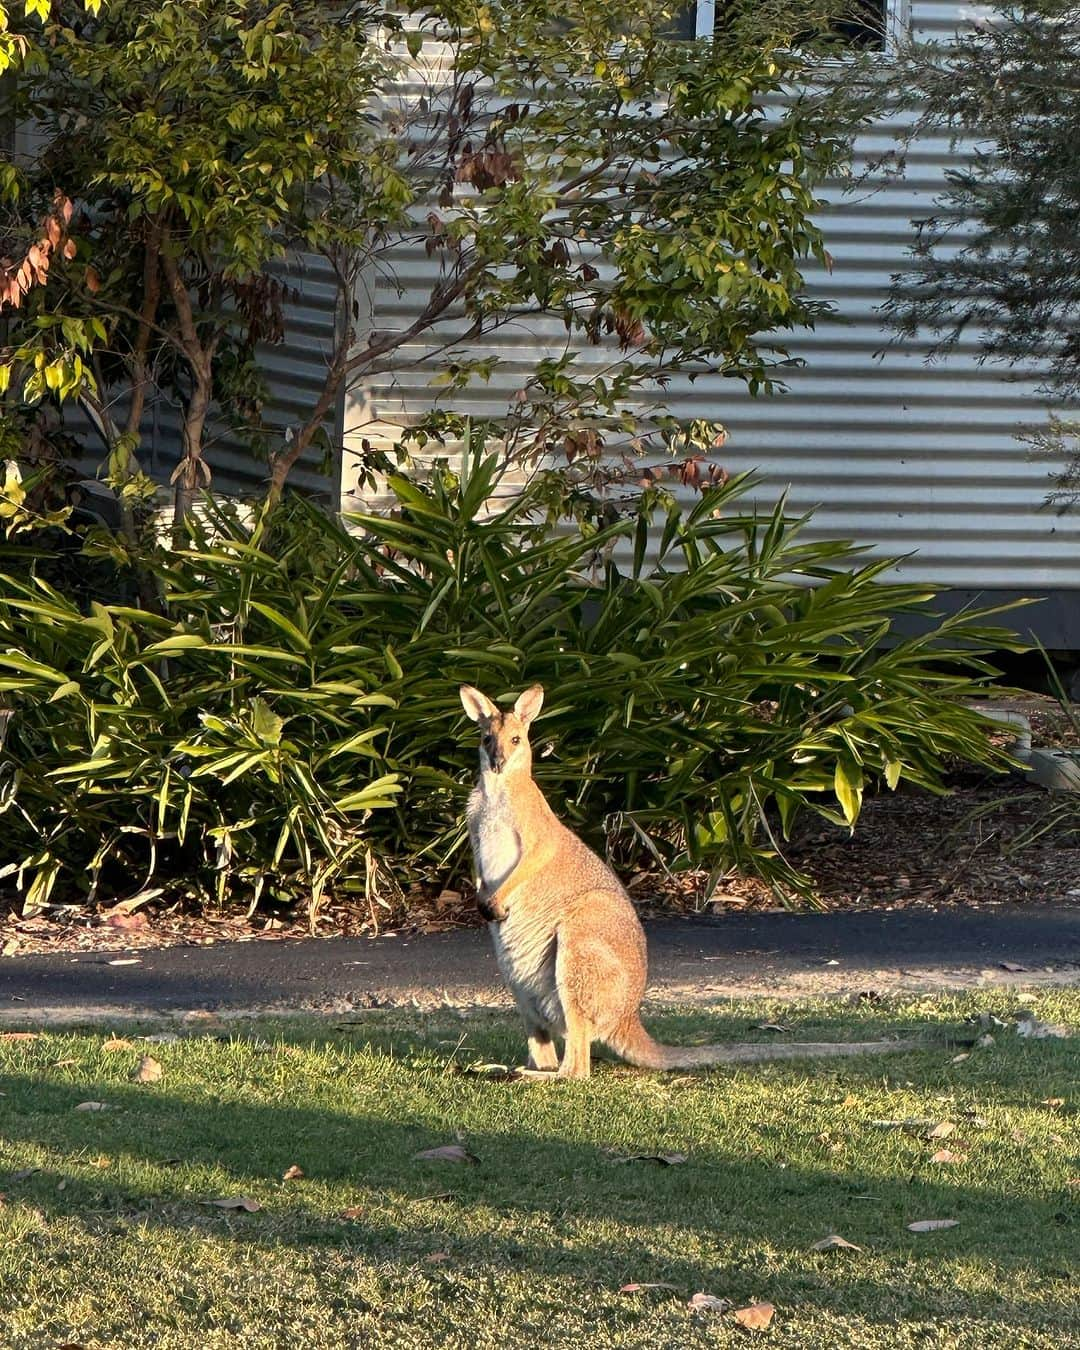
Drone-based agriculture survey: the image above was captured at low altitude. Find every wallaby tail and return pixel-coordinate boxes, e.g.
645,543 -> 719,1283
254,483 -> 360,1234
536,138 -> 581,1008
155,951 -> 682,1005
613,1018 -> 916,1071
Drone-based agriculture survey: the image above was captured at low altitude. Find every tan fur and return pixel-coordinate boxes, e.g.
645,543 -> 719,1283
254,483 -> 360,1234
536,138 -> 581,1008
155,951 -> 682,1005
460,683 -> 914,1079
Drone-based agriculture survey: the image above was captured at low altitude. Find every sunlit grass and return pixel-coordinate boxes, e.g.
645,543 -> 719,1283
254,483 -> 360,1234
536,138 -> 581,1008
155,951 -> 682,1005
0,991 -> 1076,1348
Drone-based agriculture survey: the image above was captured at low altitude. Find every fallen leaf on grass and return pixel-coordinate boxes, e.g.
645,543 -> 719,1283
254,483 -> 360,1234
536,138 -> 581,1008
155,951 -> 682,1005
424,1251 -> 450,1264
53,1058 -> 78,1068
907,1219 -> 959,1233
840,1094 -> 858,1108
688,1292 -> 731,1312
616,1152 -> 688,1166
130,1055 -> 162,1084
1041,1097 -> 1065,1108
0,1032 -> 39,1042
1015,1014 -> 1070,1040
413,1145 -> 478,1165
1067,1179 -> 1080,1189
811,1234 -> 862,1252
732,1302 -> 775,1330
930,1150 -> 966,1164
951,1053 -> 970,1064
204,1196 -> 261,1212
102,1038 -> 134,1052
926,1121 -> 956,1140
340,1206 -> 364,1220
282,1164 -> 305,1181
620,1283 -> 678,1295
73,1101 -> 111,1112
752,1023 -> 791,1034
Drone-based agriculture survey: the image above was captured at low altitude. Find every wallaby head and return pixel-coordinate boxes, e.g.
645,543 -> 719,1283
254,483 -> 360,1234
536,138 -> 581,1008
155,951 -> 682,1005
459,684 -> 544,777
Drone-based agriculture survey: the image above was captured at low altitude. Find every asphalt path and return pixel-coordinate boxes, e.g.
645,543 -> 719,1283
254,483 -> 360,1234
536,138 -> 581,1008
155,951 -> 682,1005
1,905 -> 1078,1020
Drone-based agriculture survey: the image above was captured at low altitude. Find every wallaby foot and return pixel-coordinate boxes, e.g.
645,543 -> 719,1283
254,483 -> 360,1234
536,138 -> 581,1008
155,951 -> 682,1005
526,1029 -> 559,1072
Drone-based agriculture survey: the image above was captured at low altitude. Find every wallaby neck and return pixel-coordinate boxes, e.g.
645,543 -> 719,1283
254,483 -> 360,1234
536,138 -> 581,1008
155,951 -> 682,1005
476,763 -> 534,799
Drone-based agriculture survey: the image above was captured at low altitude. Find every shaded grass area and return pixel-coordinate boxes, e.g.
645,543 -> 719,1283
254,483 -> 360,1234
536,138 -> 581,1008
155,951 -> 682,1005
0,992 -> 1077,1349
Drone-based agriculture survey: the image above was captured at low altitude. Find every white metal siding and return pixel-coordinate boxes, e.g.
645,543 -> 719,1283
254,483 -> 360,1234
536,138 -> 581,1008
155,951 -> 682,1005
340,4 -> 1079,608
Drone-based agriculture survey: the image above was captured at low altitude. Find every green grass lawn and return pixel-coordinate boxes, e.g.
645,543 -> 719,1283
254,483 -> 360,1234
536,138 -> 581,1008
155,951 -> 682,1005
0,991 -> 1076,1349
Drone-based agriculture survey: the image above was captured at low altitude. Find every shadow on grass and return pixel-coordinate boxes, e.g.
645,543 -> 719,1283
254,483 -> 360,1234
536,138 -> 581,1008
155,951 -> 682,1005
0,1010 -> 1075,1339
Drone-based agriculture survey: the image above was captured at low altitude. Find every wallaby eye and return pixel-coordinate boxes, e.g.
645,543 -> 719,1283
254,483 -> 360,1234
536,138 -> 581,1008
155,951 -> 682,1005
511,735 -> 521,746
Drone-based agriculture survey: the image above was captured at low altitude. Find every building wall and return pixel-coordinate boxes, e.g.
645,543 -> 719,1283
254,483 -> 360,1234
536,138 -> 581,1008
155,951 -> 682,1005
340,1 -> 1080,644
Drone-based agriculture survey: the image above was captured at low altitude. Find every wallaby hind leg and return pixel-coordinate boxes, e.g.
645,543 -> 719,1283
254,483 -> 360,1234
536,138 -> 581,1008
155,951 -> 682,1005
557,1006 -> 592,1078
526,1026 -> 559,1072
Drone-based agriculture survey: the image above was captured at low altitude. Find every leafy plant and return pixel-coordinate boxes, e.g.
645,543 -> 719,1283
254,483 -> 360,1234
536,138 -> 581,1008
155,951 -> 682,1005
0,449 -> 1025,915
0,505 -> 402,917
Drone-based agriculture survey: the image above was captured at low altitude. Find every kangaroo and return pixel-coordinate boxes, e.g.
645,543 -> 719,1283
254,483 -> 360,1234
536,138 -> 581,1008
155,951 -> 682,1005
460,683 -> 913,1078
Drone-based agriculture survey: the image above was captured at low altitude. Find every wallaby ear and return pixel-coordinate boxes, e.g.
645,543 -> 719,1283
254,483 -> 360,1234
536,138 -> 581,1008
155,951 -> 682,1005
459,684 -> 497,723
513,684 -> 544,726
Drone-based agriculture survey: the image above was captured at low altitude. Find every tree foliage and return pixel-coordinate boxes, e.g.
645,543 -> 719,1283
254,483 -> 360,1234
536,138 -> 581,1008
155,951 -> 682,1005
0,0 -> 869,525
875,4 -> 1080,506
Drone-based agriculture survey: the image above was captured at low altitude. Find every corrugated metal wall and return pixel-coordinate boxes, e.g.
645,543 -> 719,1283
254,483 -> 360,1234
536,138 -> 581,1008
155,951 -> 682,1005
340,1 -> 1079,639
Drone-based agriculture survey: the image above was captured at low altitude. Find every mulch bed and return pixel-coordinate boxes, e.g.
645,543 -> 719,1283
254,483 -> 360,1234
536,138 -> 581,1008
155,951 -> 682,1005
3,697 -> 1078,958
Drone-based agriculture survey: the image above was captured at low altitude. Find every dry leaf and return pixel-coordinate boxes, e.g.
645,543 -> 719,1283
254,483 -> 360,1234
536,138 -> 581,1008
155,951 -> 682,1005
282,1164 -> 305,1181
102,1037 -> 134,1052
104,912 -> 147,931
53,1058 -> 78,1068
930,1149 -> 966,1164
73,1101 -> 110,1112
131,1055 -> 163,1083
618,1152 -> 688,1166
1,938 -> 19,956
951,1053 -> 970,1064
424,1251 -> 450,1264
926,1121 -> 956,1140
732,1302 -> 774,1330
107,958 -> 142,966
620,1282 -> 678,1295
907,1219 -> 959,1233
752,1023 -> 791,1033
811,1234 -> 861,1252
91,1156 -> 111,1169
1041,1097 -> 1065,1108
413,1145 -> 478,1165
0,1032 -> 39,1042
205,1196 -> 261,1212
1000,961 -> 1027,972
340,1205 -> 364,1220
688,1292 -> 731,1312
840,1094 -> 858,1108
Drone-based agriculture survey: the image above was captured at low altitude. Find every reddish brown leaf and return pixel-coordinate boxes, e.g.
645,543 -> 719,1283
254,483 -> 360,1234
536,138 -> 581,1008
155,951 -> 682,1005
930,1149 -> 966,1164
732,1302 -> 775,1330
131,1055 -> 163,1084
105,912 -> 147,931
925,1121 -> 956,1140
0,1032 -> 39,1041
102,1037 -> 134,1052
340,1205 -> 364,1220
85,267 -> 101,293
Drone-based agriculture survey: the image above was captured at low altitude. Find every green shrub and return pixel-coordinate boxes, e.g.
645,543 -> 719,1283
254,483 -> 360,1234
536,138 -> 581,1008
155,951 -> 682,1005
0,454 -> 1023,915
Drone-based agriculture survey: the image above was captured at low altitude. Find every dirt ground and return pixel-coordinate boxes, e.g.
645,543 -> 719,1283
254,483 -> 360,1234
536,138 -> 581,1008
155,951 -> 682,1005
3,696 -> 1077,960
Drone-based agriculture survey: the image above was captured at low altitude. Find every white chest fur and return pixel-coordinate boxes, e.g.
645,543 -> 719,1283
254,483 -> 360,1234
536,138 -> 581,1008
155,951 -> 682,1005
467,777 -> 522,894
